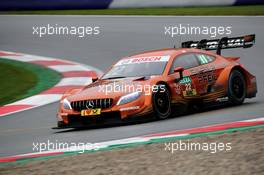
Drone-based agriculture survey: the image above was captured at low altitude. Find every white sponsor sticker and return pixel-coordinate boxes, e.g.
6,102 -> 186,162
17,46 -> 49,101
216,97 -> 229,102
115,55 -> 170,66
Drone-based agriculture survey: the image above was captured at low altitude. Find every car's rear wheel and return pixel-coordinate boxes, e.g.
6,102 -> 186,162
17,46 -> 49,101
152,85 -> 171,119
228,69 -> 246,105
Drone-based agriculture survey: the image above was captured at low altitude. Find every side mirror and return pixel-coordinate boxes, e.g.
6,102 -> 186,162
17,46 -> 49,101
174,67 -> 184,73
173,67 -> 184,82
92,76 -> 99,82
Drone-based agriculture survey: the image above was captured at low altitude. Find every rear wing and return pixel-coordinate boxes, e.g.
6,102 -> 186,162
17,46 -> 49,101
181,34 -> 255,55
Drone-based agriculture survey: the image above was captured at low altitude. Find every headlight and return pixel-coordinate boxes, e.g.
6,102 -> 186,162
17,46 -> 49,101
63,98 -> 72,110
117,91 -> 141,105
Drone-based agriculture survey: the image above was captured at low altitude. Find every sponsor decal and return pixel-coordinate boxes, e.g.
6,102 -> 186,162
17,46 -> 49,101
81,108 -> 101,116
189,38 -> 247,49
179,76 -> 192,84
115,55 -> 170,66
175,84 -> 181,94
190,65 -> 217,84
190,65 -> 215,75
216,97 -> 229,102
183,89 -> 197,97
120,106 -> 140,111
198,71 -> 217,83
182,81 -> 197,97
176,76 -> 196,96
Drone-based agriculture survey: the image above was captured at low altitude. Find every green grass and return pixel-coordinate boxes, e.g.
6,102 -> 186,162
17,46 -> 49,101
1,5 -> 264,15
0,58 -> 61,106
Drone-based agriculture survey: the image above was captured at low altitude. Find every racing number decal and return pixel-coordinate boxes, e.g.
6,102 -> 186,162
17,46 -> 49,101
183,83 -> 197,97
176,76 -> 197,97
185,83 -> 192,91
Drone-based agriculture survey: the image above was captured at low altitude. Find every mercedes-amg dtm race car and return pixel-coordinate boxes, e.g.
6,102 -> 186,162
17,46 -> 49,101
57,34 -> 257,128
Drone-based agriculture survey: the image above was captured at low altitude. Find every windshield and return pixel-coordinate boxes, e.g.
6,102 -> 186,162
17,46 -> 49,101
102,56 -> 169,79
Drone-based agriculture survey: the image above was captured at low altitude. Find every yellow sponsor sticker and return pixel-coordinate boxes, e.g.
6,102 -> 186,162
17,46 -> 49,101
192,89 -> 197,95
183,89 -> 197,97
81,108 -> 101,116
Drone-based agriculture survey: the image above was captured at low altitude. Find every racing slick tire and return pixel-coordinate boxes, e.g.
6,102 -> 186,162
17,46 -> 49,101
228,69 -> 246,105
152,85 -> 171,119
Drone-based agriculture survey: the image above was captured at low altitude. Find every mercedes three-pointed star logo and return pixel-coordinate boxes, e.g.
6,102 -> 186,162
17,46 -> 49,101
86,100 -> 94,109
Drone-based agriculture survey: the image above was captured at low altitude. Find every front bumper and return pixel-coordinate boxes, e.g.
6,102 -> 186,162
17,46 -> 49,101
57,111 -> 122,128
57,109 -> 153,128
57,96 -> 153,128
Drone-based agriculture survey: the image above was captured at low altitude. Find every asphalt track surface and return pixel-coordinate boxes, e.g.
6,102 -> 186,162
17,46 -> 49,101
0,16 -> 263,157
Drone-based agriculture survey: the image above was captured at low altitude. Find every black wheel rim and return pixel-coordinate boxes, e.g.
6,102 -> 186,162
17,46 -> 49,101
154,91 -> 170,114
231,76 -> 244,99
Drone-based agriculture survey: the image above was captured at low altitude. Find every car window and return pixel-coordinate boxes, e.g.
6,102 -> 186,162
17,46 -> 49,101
102,56 -> 170,79
169,53 -> 199,74
196,54 -> 215,65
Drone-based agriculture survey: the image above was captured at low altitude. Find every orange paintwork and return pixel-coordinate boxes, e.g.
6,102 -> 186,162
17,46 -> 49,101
57,48 -> 257,127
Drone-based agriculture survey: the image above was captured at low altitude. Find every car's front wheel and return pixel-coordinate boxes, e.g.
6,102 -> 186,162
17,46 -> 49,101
152,85 -> 171,119
228,69 -> 246,105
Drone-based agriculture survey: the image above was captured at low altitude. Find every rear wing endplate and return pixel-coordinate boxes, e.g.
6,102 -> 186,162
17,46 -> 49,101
181,34 -> 255,55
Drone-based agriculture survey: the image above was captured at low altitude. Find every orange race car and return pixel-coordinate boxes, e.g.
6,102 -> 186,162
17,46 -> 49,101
57,34 -> 257,128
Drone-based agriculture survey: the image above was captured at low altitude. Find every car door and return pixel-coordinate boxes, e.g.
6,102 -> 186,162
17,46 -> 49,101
167,53 -> 200,99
